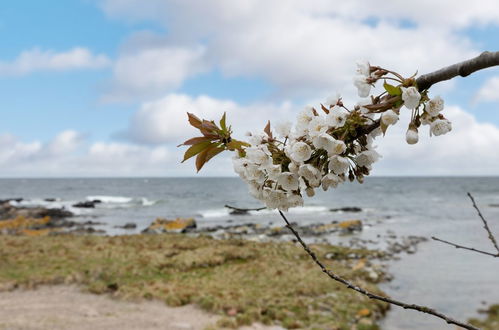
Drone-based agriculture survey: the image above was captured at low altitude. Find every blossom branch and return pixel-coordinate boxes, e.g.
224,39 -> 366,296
432,193 -> 499,257
279,210 -> 479,330
358,51 -> 499,137
416,51 -> 499,91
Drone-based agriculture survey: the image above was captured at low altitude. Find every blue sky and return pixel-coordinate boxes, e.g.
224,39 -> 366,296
1,0 -> 499,177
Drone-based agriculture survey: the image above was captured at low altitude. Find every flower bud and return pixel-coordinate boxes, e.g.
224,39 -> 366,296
406,125 -> 419,145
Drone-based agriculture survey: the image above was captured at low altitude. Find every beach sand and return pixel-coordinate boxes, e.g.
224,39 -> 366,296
0,285 -> 285,330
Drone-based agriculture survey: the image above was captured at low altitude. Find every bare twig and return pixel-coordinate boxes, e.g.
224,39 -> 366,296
467,192 -> 499,254
432,193 -> 499,258
431,236 -> 498,258
279,210 -> 479,330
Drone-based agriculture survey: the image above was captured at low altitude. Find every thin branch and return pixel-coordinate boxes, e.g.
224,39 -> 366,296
357,51 -> 499,137
432,193 -> 499,258
279,210 -> 478,330
416,51 -> 499,91
467,192 -> 499,254
431,236 -> 498,258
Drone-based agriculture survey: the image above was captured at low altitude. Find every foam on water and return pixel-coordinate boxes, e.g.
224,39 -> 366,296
86,195 -> 133,204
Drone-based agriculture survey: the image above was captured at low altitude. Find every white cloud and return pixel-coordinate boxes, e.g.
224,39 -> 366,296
376,106 -> 499,175
475,76 -> 499,103
0,47 -> 111,76
122,93 -> 294,144
98,0 -> 484,100
103,44 -> 206,102
0,131 -> 173,177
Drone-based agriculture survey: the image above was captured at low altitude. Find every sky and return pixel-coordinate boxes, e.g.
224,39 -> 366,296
1,0 -> 499,177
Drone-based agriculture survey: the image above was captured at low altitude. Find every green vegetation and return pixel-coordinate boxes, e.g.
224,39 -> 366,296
0,234 -> 388,329
469,304 -> 499,330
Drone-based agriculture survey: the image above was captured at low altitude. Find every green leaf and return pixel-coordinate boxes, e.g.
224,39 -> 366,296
227,140 -> 250,151
219,112 -> 227,131
182,141 -> 214,163
383,81 -> 401,96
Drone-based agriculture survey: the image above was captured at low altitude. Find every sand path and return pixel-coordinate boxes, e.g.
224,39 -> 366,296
0,286 -> 282,330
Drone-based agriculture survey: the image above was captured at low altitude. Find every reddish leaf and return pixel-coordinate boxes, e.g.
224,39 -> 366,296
177,136 -> 211,147
196,145 -> 225,172
264,121 -> 273,139
320,104 -> 330,114
187,113 -> 203,129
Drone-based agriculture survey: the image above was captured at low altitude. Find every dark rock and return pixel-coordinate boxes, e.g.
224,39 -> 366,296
115,222 -> 137,229
489,204 -> 499,208
44,198 -> 57,202
72,200 -> 101,208
0,198 -> 23,204
330,207 -> 362,213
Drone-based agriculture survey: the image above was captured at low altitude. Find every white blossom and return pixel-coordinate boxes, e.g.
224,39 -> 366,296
247,181 -> 263,199
401,86 -> 421,109
288,161 -> 300,174
266,164 -> 282,181
298,164 -> 321,187
232,157 -> 249,178
321,173 -> 342,191
308,116 -> 328,138
287,193 -> 304,208
275,121 -> 292,138
289,142 -> 312,162
245,147 -> 271,166
326,107 -> 348,128
263,189 -> 287,209
406,127 -> 419,145
277,172 -> 299,191
328,139 -> 347,156
356,60 -> 371,76
329,155 -> 350,174
356,149 -> 381,167
248,133 -> 265,146
245,164 -> 266,183
353,75 -> 371,98
430,119 -> 452,136
296,106 -> 315,130
426,96 -> 444,117
381,110 -> 399,126
305,187 -> 315,197
324,93 -> 341,108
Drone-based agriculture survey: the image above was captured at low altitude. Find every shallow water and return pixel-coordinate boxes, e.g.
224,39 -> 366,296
1,177 -> 498,329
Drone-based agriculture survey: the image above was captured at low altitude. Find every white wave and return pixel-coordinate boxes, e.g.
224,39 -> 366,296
140,197 -> 156,206
200,205 -> 329,218
199,209 -> 231,218
86,195 -> 133,204
8,198 -> 91,216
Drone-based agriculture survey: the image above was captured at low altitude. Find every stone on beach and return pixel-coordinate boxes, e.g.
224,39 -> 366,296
142,217 -> 197,234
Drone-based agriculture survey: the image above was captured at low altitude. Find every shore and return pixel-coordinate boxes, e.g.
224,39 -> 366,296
1,197 -> 498,329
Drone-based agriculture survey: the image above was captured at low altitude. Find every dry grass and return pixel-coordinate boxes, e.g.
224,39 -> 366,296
469,304 -> 499,330
0,234 -> 389,329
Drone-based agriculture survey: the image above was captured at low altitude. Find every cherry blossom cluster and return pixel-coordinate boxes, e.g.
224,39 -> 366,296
230,62 -> 452,210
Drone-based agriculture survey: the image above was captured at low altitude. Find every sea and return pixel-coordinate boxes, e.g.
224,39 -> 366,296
1,177 -> 498,330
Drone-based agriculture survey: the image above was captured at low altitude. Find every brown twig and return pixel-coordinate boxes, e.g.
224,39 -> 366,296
279,210 -> 479,330
416,51 -> 499,91
468,192 -> 499,254
431,236 -> 498,258
432,193 -> 499,258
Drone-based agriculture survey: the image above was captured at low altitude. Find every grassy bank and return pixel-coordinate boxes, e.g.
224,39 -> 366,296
0,234 -> 388,329
469,304 -> 499,330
